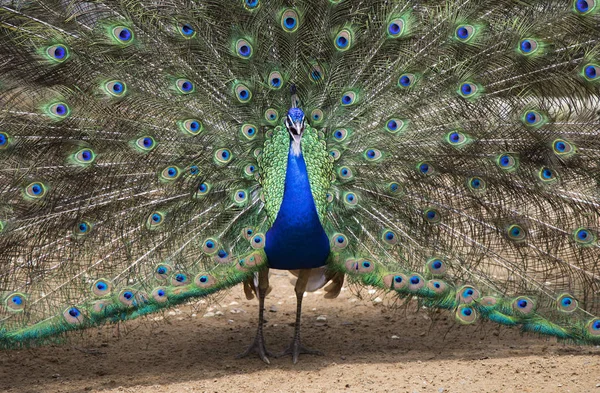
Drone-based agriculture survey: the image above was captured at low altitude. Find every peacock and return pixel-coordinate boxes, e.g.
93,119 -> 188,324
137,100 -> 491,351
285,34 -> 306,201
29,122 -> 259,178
1,0 -> 600,365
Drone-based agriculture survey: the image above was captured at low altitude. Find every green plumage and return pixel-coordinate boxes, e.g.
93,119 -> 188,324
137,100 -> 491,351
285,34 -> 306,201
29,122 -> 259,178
1,0 -> 600,352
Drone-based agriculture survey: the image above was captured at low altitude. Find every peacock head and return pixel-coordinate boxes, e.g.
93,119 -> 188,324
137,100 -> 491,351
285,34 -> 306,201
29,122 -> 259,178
285,107 -> 306,145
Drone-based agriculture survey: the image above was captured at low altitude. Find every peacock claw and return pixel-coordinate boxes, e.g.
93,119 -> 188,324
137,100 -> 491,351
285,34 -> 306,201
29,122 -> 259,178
278,339 -> 324,364
237,334 -> 275,364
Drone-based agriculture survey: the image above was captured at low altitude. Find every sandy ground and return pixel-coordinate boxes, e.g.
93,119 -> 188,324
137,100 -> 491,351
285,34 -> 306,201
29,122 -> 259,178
1,271 -> 599,393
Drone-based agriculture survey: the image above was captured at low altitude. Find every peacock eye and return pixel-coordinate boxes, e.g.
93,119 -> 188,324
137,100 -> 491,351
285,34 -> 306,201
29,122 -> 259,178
196,182 -> 210,197
179,119 -> 203,135
310,108 -> 324,124
264,108 -> 279,123
74,148 -> 96,164
281,9 -> 299,32
332,233 -> 348,249
112,26 -> 134,44
387,18 -> 405,37
236,39 -> 253,58
519,39 -> 539,55
244,0 -> 259,10
135,136 -> 156,152
0,132 -> 9,149
160,166 -> 181,181
497,154 -> 517,170
268,71 -> 283,89
241,124 -> 258,140
176,78 -> 195,94
251,233 -> 265,249
364,148 -> 382,162
385,118 -> 405,133
233,189 -> 248,204
309,63 -> 324,83
458,82 -> 478,98
343,192 -> 358,206
334,29 -> 353,51
214,148 -> 233,165
46,44 -> 69,62
455,25 -> 475,42
341,91 -> 357,106
522,110 -> 544,126
235,83 -> 252,102
337,166 -> 353,180
398,73 -> 415,88
332,128 -> 348,142
417,162 -> 434,175
583,64 -> 599,81
48,102 -> 70,119
574,0 -> 596,14
179,23 -> 196,38
104,80 -> 127,97
25,182 -> 47,199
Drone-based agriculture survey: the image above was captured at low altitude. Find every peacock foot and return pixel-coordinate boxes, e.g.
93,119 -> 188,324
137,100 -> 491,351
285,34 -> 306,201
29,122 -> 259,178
237,332 -> 275,365
277,338 -> 324,364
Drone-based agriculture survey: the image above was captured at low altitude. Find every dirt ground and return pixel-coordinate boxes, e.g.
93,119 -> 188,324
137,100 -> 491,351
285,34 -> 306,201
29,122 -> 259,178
1,271 -> 599,393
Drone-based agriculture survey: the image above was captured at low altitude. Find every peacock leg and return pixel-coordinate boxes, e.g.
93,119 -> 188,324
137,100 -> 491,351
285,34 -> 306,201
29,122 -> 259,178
237,268 -> 274,364
278,268 -> 324,364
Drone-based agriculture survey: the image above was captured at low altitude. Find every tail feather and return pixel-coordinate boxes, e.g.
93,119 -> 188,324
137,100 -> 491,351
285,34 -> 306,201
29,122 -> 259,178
0,0 -> 600,348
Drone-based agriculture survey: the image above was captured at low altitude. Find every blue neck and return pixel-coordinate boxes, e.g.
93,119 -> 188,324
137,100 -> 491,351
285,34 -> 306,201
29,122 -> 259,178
265,141 -> 330,270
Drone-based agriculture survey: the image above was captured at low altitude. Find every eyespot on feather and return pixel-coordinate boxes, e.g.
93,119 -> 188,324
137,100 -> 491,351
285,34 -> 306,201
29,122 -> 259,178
214,148 -> 233,165
73,148 -> 96,165
24,182 -> 47,199
383,274 -> 408,291
310,108 -> 324,125
343,192 -> 358,206
268,71 -> 283,89
155,264 -> 172,280
46,44 -> 69,62
118,289 -> 137,307
426,258 -> 446,275
146,211 -> 165,229
104,80 -> 127,97
281,9 -> 299,33
91,279 -> 112,297
456,304 -> 477,324
387,18 -> 405,38
512,296 -> 535,315
586,318 -> 600,336
152,287 -> 169,303
179,119 -> 203,135
264,108 -> 279,123
171,272 -> 190,286
160,166 -> 181,182
63,307 -> 85,324
381,230 -> 398,246
331,233 -> 348,249
111,26 -> 134,45
4,293 -> 26,312
427,280 -> 449,294
134,136 -> 156,152
179,23 -> 196,38
195,274 -> 216,289
251,233 -> 265,249
457,285 -> 480,304
556,293 -> 578,313
235,39 -> 253,59
334,28 -> 353,51
47,102 -> 70,120
73,221 -> 92,236
240,124 -> 258,140
176,78 -> 195,94
507,224 -> 527,242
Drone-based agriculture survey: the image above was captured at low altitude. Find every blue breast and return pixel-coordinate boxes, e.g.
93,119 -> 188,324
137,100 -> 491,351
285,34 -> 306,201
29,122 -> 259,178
265,143 -> 331,270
